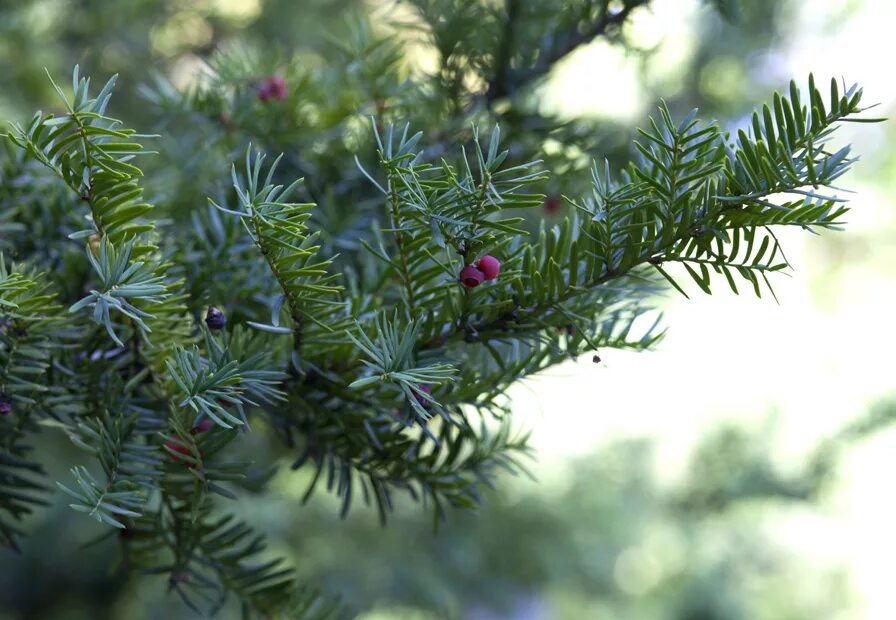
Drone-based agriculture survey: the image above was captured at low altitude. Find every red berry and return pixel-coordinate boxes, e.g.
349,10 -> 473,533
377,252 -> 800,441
258,75 -> 287,102
476,255 -> 501,281
543,195 -> 563,215
164,438 -> 191,461
164,437 -> 205,469
460,264 -> 485,287
191,419 -> 214,434
268,76 -> 287,99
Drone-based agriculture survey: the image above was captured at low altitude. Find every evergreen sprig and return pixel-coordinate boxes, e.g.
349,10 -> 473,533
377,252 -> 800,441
68,238 -> 169,345
165,338 -> 285,430
56,411 -> 162,528
7,68 -> 157,251
121,505 -> 345,619
0,259 -> 71,549
0,421 -> 46,551
348,313 -> 457,418
568,76 -> 872,300
212,149 -> 345,338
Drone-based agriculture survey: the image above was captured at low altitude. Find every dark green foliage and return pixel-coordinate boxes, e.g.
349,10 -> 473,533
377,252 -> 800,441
0,260 -> 71,550
121,506 -> 338,617
57,412 -> 163,529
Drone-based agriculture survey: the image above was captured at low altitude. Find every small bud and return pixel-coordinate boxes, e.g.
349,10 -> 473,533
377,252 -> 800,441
556,324 -> 575,336
169,572 -> 190,585
459,264 -> 485,288
219,111 -> 234,132
205,306 -> 226,330
191,419 -> 214,435
476,255 -> 501,281
0,395 -> 11,416
88,234 -> 101,257
592,354 -> 601,364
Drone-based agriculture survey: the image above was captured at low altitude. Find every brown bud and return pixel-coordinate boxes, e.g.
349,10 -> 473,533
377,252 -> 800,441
88,234 -> 101,257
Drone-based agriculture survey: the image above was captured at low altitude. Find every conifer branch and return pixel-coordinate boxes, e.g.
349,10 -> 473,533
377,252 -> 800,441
0,30 -> 881,614
485,0 -> 646,104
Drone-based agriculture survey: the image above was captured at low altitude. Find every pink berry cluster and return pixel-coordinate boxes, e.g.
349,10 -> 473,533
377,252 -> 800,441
460,255 -> 501,288
258,75 -> 287,102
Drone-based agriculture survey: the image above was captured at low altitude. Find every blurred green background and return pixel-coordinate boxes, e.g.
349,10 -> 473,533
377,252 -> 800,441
1,0 -> 895,618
